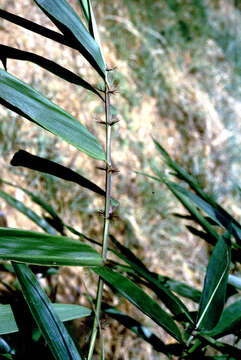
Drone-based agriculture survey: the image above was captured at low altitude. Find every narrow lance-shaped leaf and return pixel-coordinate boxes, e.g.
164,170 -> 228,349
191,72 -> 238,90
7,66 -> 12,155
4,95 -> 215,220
139,169 -> 220,242
0,303 -> 91,335
0,45 -> 103,100
110,235 -> 194,324
0,8 -> 106,79
201,298 -> 241,338
0,9 -> 80,51
169,182 -> 241,245
162,277 -> 201,303
93,266 -> 183,343
196,333 -> 241,358
11,150 -> 105,197
0,177 -> 65,234
0,69 -> 105,160
0,188 -> 57,235
159,179 -> 241,262
196,233 -> 231,331
162,178 -> 220,242
78,1 -> 104,59
185,225 -> 216,246
153,139 -> 241,245
12,262 -> 82,360
78,0 -> 91,27
34,0 -> 106,78
153,138 -> 209,199
0,228 -> 103,266
0,178 -> 103,244
10,150 -> 119,208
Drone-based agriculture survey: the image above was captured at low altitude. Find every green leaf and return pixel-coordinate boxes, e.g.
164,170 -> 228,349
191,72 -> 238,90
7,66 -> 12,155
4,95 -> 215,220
163,179 -> 220,242
163,278 -> 201,303
136,169 -> 219,242
153,138 -> 208,199
169,182 -> 241,245
153,139 -> 241,245
78,0 -> 91,27
78,1 -> 104,54
0,9 -> 79,51
196,234 -> 231,331
0,188 -> 57,235
110,235 -> 193,324
202,298 -> 241,338
93,266 -> 183,343
185,225 -> 216,246
10,151 -> 119,209
11,150 -> 106,197
0,228 -> 103,266
102,303 -> 169,353
34,0 -> 105,78
0,178 -> 106,245
197,333 -> 241,358
0,69 -> 105,161
52,303 -> 91,321
0,303 -> 91,335
0,45 -> 103,100
12,262 -> 82,360
0,178 -> 65,233
0,354 -> 13,360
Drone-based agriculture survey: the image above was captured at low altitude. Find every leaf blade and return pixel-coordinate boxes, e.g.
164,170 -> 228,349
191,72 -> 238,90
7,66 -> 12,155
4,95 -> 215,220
0,69 -> 105,160
93,266 -> 183,343
110,235 -> 194,324
0,45 -> 103,100
78,1 -> 104,56
0,188 -> 57,235
34,0 -> 105,78
153,139 -> 241,244
12,263 -> 82,360
0,228 -> 103,266
170,182 -> 241,244
202,298 -> 241,338
11,150 -> 105,197
196,234 -> 231,331
0,303 -> 91,335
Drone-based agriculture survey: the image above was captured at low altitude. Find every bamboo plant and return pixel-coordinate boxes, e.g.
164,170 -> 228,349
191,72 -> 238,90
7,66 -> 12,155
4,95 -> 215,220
0,1 -> 240,359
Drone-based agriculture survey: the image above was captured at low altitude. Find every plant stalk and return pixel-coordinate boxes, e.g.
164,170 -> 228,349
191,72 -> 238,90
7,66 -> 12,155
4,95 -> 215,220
87,78 -> 113,360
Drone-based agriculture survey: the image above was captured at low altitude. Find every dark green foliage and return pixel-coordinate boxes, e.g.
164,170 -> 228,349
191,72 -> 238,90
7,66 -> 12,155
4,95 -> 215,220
11,150 -> 106,197
196,234 -> 231,331
0,1 -> 240,359
12,263 -> 82,360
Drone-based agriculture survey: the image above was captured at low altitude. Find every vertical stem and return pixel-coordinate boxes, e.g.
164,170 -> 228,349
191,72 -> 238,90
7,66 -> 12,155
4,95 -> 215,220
87,78 -> 112,360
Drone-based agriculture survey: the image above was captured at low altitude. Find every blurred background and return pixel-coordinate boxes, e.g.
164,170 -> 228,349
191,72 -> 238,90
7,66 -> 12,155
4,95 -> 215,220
0,1 -> 241,359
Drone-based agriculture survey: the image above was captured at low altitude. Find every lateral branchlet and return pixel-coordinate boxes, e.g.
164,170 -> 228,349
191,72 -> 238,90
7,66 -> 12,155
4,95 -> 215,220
107,87 -> 119,95
109,119 -> 120,126
96,165 -> 119,174
98,208 -> 117,221
109,167 -> 119,174
106,65 -> 117,72
96,166 -> 107,172
96,120 -> 106,125
96,119 -> 120,126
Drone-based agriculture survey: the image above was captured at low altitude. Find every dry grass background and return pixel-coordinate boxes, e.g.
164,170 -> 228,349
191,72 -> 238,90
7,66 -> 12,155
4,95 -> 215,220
0,0 -> 240,359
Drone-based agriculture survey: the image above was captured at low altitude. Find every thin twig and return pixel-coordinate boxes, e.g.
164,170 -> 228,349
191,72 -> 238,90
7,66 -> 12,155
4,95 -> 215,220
87,77 -> 113,360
